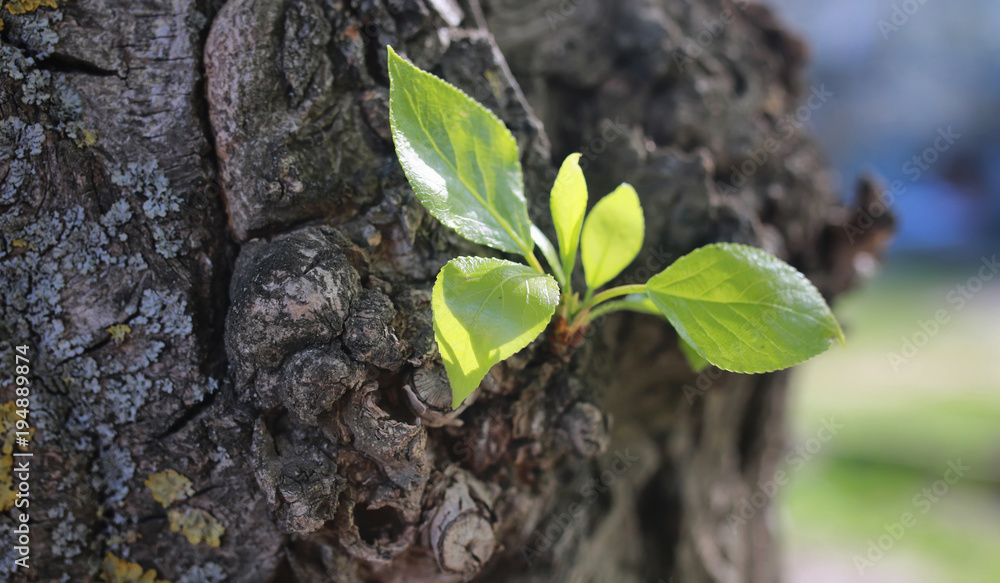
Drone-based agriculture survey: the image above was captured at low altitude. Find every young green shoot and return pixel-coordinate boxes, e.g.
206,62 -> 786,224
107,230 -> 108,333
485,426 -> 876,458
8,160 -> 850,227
386,46 -> 845,409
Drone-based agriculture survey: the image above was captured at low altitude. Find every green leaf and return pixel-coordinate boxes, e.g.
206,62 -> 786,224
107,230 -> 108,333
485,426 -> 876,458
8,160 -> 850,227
531,225 -> 566,287
550,153 -> 588,277
580,183 -> 644,290
432,257 -> 560,408
645,243 -> 845,374
678,338 -> 710,373
387,46 -> 533,256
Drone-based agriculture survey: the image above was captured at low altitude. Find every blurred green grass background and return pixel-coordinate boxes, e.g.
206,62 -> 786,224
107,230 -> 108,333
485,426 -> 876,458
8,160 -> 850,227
782,257 -> 1000,583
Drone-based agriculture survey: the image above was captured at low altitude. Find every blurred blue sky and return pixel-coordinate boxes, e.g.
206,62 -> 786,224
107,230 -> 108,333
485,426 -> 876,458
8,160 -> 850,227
768,0 -> 1000,259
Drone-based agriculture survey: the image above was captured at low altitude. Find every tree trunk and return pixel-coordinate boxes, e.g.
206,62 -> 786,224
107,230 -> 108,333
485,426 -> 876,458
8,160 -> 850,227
0,0 -> 881,581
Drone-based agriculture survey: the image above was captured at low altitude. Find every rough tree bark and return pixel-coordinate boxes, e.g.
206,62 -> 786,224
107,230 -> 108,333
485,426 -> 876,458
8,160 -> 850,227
0,0 -> 886,581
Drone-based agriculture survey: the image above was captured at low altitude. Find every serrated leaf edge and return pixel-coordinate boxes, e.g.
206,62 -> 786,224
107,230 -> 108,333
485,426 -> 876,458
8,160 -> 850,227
646,242 -> 845,374
387,46 -> 532,255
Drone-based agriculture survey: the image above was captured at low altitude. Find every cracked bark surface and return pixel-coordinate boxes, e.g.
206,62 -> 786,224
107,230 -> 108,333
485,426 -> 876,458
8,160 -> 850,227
1,0 -> 889,581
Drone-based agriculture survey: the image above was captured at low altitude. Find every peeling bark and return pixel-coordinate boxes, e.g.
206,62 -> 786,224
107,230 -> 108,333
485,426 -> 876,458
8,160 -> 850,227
0,0 -> 889,581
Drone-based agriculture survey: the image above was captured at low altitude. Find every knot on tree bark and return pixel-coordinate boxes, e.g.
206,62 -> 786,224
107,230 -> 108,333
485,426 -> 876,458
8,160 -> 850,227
224,222 -> 610,578
227,225 -> 430,558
